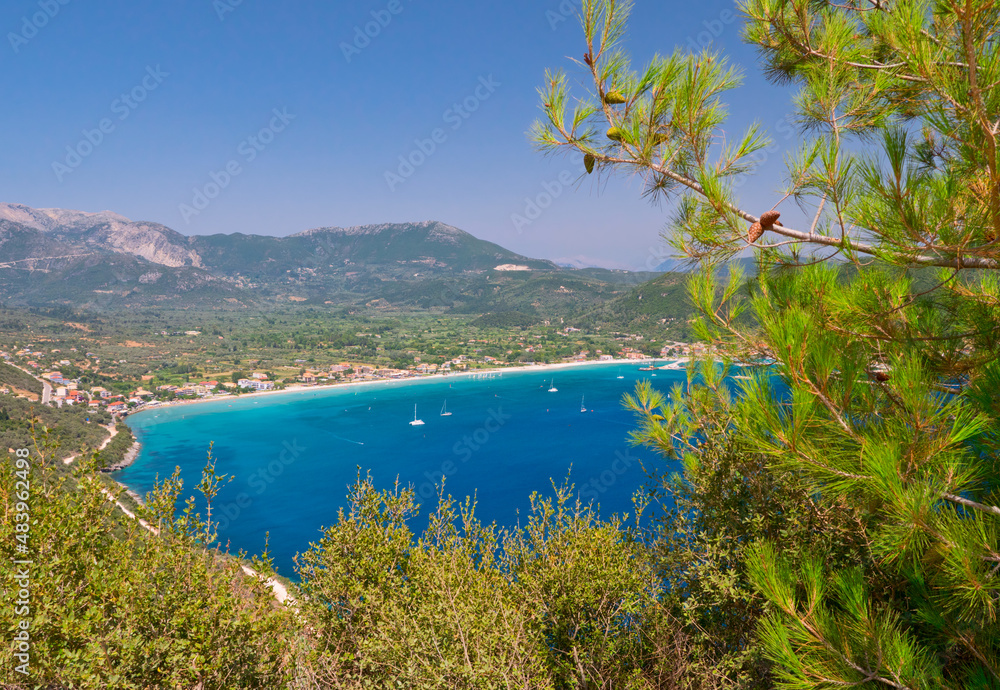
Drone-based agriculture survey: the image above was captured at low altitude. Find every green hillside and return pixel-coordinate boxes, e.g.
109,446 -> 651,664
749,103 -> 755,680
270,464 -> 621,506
188,222 -> 555,279
571,272 -> 695,339
0,363 -> 41,396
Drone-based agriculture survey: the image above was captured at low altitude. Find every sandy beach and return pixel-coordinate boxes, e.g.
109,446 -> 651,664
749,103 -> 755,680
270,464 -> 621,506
127,358 -> 668,419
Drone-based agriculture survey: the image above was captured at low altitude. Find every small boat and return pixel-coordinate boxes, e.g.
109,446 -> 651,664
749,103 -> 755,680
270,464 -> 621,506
409,405 -> 425,426
548,379 -> 558,392
440,400 -> 452,417
617,369 -> 624,380
580,395 -> 587,413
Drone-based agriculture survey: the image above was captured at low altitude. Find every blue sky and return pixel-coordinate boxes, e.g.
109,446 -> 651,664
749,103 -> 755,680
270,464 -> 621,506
1,0 -> 796,269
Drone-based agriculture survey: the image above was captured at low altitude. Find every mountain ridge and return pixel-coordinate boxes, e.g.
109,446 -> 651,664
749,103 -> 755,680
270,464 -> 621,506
0,204 -> 606,311
0,203 -> 692,339
0,203 -> 557,273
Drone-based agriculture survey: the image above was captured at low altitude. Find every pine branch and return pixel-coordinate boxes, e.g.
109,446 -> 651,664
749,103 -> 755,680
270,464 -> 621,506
600,155 -> 1000,269
941,493 -> 1000,518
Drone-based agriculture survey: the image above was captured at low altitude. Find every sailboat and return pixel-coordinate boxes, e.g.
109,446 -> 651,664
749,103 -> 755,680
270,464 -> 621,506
616,368 -> 624,380
580,395 -> 587,413
440,400 -> 452,417
409,404 -> 425,426
548,379 -> 558,392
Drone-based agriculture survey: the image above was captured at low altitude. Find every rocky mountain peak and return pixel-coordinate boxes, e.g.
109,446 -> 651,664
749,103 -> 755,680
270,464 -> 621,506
0,203 -> 131,232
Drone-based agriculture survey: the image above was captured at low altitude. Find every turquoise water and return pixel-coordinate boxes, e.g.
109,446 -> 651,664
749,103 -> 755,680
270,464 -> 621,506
119,362 -> 683,576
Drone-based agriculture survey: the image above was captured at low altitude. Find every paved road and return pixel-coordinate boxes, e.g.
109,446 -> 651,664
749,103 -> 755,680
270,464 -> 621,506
0,253 -> 96,270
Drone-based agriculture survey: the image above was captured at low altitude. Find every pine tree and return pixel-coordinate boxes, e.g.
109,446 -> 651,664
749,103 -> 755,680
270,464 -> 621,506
535,1 -> 1000,686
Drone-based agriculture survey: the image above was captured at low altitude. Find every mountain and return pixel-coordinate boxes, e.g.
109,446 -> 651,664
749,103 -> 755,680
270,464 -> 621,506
188,221 -> 556,280
0,204 -> 202,268
0,204 -> 651,314
570,272 -> 695,339
0,204 -> 552,277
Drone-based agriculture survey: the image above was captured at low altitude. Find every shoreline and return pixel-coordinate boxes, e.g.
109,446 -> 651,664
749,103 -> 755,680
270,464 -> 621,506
102,439 -> 141,473
126,358 -> 669,421
62,422 -> 119,465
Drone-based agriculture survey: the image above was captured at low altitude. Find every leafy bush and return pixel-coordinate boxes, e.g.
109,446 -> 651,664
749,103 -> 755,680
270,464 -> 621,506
296,474 -> 693,689
0,453 -> 295,689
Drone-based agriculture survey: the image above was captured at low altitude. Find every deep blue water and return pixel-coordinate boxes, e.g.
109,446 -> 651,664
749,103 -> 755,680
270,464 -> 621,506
119,362 -> 684,576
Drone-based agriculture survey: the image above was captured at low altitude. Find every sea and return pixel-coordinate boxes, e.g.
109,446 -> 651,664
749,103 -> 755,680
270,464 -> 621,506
119,362 -> 685,577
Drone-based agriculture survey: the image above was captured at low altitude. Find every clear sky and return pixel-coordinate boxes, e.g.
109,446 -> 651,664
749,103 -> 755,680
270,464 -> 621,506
1,0 -> 796,270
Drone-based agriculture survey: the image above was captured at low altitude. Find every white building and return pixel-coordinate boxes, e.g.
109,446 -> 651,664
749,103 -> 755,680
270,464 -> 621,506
238,379 -> 275,391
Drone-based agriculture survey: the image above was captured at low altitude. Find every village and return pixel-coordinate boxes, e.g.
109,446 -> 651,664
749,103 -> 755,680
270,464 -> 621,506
1,337 -> 709,415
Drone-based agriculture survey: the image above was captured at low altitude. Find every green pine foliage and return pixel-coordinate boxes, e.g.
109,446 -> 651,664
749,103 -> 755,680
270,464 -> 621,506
535,0 -> 1000,686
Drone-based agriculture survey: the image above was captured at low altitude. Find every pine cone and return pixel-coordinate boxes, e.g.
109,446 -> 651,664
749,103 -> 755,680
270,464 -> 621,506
759,211 -> 780,228
748,211 -> 780,243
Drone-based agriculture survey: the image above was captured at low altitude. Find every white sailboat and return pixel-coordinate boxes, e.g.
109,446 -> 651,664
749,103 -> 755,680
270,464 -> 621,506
616,368 -> 624,379
548,379 -> 558,392
409,404 -> 425,426
580,395 -> 587,413
440,400 -> 452,417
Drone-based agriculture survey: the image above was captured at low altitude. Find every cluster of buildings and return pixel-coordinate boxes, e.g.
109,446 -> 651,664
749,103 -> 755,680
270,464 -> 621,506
659,341 -> 710,358
296,359 -> 471,386
39,371 -> 134,412
157,380 -> 227,396
6,348 -> 85,371
1,334 -> 710,419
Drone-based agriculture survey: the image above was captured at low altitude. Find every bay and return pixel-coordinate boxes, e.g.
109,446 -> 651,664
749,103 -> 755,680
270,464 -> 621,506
119,362 -> 683,576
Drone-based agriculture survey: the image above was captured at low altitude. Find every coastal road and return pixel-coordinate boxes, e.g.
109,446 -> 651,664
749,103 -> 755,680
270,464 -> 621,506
92,482 -> 294,604
6,362 -> 50,404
